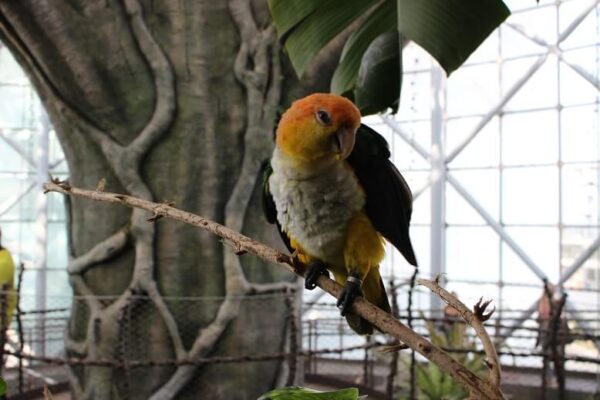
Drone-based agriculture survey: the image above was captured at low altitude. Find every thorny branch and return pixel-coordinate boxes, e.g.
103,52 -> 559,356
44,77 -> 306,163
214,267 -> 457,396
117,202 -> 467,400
418,276 -> 501,388
44,180 -> 505,400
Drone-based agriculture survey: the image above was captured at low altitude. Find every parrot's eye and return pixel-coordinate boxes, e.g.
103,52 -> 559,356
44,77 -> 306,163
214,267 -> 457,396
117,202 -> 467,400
315,109 -> 332,126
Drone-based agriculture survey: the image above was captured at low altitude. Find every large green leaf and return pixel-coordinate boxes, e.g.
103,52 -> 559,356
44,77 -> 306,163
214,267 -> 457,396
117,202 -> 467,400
331,0 -> 396,96
354,31 -> 400,115
270,0 -> 510,112
268,0 -> 323,38
257,386 -> 360,400
398,0 -> 510,74
268,0 -> 378,77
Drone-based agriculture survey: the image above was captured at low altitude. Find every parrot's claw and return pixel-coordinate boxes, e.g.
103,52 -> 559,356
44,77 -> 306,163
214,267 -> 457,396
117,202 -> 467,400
304,260 -> 329,290
337,275 -> 363,317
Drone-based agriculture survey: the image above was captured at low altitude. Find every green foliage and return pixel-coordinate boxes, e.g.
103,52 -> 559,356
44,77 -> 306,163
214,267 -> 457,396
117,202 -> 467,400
0,377 -> 6,396
258,386 -> 362,400
413,317 -> 486,400
268,0 -> 510,115
330,0 -> 396,97
354,31 -> 401,115
397,0 -> 510,75
269,0 -> 378,79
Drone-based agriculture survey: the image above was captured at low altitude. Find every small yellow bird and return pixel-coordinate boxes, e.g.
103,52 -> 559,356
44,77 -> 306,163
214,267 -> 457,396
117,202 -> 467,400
0,228 -> 16,330
263,93 -> 417,334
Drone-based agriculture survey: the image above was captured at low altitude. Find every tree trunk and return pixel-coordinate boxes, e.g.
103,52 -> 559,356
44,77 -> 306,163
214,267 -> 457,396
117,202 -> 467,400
0,1 -> 333,398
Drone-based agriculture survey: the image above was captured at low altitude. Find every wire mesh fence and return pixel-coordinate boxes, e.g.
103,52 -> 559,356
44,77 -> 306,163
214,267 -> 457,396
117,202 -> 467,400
1,268 -> 600,399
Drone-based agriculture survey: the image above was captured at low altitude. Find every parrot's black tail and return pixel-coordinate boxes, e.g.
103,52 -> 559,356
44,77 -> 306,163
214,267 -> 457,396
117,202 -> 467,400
346,314 -> 374,335
345,269 -> 391,335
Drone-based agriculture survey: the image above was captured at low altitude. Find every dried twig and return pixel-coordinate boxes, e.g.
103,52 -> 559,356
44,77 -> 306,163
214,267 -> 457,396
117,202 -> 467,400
44,181 -> 505,400
16,263 -> 25,394
43,385 -> 54,400
417,276 -> 501,388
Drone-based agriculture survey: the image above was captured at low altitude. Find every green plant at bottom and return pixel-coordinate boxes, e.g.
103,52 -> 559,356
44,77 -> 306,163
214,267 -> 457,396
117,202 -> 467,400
258,386 -> 365,400
412,316 -> 487,400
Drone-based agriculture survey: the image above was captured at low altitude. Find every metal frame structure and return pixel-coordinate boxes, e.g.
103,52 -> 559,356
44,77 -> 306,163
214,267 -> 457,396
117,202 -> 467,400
380,0 -> 600,350
0,45 -> 68,357
0,0 -> 599,386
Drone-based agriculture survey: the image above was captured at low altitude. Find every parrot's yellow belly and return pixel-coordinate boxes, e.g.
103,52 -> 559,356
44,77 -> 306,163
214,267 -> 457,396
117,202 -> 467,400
269,149 -> 385,275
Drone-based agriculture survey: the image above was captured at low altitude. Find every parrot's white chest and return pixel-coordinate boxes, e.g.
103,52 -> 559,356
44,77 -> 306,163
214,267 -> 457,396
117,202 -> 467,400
269,149 -> 365,265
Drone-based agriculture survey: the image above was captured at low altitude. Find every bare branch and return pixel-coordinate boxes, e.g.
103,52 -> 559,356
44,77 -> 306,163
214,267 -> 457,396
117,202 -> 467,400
68,228 -> 130,275
64,335 -> 88,356
418,277 -> 502,388
122,0 -> 176,162
64,364 -> 84,399
148,296 -> 242,400
144,281 -> 186,360
44,181 -> 505,400
46,181 -> 295,272
228,0 -> 259,45
69,275 -> 102,312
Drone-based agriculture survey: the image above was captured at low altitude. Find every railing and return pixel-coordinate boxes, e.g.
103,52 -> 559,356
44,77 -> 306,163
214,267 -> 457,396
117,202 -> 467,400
1,270 -> 600,399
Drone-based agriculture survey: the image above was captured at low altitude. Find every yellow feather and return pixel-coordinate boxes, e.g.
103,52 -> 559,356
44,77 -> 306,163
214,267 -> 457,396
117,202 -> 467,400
0,249 -> 16,328
343,212 -> 385,280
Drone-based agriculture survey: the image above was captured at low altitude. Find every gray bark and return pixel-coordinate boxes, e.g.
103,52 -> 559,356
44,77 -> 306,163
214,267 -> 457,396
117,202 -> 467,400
0,1 -> 335,398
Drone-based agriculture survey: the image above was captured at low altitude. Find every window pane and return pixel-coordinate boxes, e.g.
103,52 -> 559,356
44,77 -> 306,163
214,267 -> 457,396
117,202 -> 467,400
406,173 -> 430,225
502,110 -> 559,166
448,169 -> 500,223
562,227 -> 600,288
562,164 -> 599,225
500,285 -> 540,312
447,117 -> 500,168
500,25 -> 546,59
559,51 -> 600,106
447,63 -> 500,117
0,86 -> 36,128
0,51 -> 31,85
502,242 -> 546,285
446,184 -> 487,225
506,5 -> 558,44
445,282 -> 499,307
502,55 -> 558,111
559,2 -> 600,50
446,227 -> 499,282
409,226 -> 430,277
398,71 -> 431,121
505,227 -> 560,282
561,105 -> 599,163
502,167 -> 559,224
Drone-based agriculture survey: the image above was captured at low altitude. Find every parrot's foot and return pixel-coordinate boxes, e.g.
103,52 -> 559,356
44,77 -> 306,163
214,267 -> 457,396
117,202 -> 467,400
304,260 -> 329,290
337,275 -> 363,317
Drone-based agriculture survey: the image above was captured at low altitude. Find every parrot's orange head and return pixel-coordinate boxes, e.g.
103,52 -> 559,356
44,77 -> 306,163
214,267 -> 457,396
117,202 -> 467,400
275,93 -> 361,166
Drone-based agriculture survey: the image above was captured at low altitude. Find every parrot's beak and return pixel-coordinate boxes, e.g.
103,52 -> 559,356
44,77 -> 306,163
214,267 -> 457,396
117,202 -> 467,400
331,126 -> 356,160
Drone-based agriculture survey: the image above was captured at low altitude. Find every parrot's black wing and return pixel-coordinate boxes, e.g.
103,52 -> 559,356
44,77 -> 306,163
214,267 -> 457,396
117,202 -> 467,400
261,161 -> 294,253
347,124 -> 418,266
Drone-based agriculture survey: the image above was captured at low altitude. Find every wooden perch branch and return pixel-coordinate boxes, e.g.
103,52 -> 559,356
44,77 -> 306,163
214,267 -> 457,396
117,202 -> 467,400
43,180 -> 505,400
418,276 -> 501,388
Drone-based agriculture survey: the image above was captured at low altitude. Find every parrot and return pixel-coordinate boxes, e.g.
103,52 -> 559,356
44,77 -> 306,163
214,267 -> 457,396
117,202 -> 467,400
262,93 -> 417,335
0,228 -> 16,331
